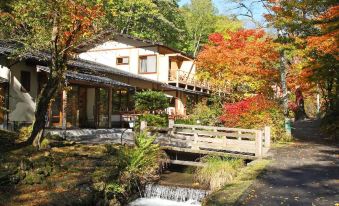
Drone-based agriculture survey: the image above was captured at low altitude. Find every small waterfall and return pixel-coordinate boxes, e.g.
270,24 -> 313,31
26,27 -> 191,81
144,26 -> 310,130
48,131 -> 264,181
144,184 -> 208,202
129,184 -> 209,206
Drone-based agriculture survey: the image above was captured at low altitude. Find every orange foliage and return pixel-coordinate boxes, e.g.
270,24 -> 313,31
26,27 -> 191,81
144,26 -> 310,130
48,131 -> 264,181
59,0 -> 103,49
196,29 -> 279,95
307,6 -> 339,59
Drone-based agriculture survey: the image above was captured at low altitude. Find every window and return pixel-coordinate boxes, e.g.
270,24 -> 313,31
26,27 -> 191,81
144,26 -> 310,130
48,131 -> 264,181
112,89 -> 135,113
20,71 -> 31,92
139,55 -> 157,73
116,57 -> 129,65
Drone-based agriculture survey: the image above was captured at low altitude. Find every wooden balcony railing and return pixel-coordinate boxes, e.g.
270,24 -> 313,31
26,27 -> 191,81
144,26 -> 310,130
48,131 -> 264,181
169,70 -> 209,89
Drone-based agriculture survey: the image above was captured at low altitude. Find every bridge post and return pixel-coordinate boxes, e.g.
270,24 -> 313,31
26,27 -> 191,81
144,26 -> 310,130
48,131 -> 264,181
168,118 -> 174,129
264,126 -> 271,148
191,132 -> 199,150
255,130 -> 263,157
140,120 -> 147,131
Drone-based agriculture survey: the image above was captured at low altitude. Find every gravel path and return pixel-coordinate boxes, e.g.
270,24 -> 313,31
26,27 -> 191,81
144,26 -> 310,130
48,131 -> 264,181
238,119 -> 339,206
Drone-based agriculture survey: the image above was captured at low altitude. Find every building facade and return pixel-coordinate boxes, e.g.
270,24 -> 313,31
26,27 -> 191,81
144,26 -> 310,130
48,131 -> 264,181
78,33 -> 209,116
0,34 -> 209,131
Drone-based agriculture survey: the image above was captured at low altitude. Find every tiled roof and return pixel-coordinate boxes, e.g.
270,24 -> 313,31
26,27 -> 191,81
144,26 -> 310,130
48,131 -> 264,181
37,65 -> 132,88
74,30 -> 195,60
0,40 -> 207,95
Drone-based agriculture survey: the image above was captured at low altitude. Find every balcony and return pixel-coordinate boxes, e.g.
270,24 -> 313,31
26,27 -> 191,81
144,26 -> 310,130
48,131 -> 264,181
168,69 -> 210,93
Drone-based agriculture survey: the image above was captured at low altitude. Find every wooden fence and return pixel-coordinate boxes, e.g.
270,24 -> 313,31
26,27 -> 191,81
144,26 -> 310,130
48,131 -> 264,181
165,122 -> 271,157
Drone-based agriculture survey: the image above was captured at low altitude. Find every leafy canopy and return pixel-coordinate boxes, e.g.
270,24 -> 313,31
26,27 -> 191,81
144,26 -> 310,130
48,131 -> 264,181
0,0 -> 104,54
180,0 -> 242,55
97,0 -> 186,50
196,29 -> 279,99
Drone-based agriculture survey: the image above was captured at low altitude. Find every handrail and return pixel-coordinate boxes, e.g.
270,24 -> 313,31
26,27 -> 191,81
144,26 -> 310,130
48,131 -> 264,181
168,122 -> 271,157
169,69 -> 208,88
173,124 -> 261,133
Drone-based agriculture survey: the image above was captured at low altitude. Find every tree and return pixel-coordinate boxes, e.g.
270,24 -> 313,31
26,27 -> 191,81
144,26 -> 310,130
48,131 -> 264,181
134,90 -> 169,114
180,0 -> 243,55
181,0 -> 217,56
196,29 -> 279,100
264,0 -> 338,119
0,0 -> 104,146
306,5 -> 339,116
98,0 -> 186,50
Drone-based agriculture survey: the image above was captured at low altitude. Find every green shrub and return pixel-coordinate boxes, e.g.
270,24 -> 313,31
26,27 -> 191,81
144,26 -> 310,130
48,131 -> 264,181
174,118 -> 196,125
135,90 -> 169,113
18,125 -> 33,142
196,155 -> 244,191
40,138 -> 50,149
104,132 -> 160,200
189,102 -> 222,126
139,114 -> 168,127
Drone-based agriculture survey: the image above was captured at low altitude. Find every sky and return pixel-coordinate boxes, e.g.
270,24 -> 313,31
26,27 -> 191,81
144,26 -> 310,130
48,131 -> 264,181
178,0 -> 268,28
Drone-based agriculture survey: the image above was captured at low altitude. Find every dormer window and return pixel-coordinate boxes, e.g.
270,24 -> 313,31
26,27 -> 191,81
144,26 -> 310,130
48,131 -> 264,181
116,57 -> 129,65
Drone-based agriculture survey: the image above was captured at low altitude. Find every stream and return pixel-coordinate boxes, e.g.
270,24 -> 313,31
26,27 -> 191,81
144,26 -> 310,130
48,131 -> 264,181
129,184 -> 208,206
129,164 -> 209,206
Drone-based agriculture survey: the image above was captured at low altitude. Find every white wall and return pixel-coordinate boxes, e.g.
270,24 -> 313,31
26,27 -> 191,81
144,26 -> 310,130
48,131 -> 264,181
79,36 -> 194,84
7,62 -> 37,123
180,60 -> 196,74
79,37 -> 160,80
0,58 -> 9,80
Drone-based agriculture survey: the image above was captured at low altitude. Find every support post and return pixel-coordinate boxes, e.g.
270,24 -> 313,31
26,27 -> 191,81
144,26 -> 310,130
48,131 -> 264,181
264,126 -> 271,148
108,88 -> 112,128
140,120 -> 147,131
255,130 -> 263,157
76,110 -> 79,128
191,132 -> 199,150
61,90 -> 67,130
176,70 -> 179,87
168,118 -> 174,129
238,131 -> 242,140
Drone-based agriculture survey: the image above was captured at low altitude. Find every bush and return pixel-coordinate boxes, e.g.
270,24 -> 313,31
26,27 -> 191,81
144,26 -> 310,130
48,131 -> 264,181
174,117 -> 196,125
139,114 -> 168,127
18,125 -> 33,142
190,102 -> 222,126
220,95 -> 290,142
196,155 -> 244,191
134,90 -> 169,113
178,98 -> 222,126
104,132 -> 161,202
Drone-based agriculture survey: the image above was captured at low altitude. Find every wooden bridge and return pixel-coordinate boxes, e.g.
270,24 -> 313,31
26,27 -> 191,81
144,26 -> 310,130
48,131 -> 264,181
151,122 -> 271,166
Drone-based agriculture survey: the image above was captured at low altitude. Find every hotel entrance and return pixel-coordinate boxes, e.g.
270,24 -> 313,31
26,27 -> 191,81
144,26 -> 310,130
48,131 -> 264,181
48,85 -> 110,129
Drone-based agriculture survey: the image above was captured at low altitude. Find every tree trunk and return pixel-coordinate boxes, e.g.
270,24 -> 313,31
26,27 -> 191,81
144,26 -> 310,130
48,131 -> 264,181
26,75 -> 61,146
279,50 -> 288,116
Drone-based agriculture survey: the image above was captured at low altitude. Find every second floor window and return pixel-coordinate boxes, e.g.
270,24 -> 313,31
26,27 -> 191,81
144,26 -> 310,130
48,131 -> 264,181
20,71 -> 31,93
139,55 -> 157,73
116,57 -> 129,65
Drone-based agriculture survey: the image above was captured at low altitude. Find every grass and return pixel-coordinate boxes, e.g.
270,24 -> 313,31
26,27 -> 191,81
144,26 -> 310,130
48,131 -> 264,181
196,155 -> 244,191
203,159 -> 270,206
0,133 -> 120,206
0,131 -> 161,206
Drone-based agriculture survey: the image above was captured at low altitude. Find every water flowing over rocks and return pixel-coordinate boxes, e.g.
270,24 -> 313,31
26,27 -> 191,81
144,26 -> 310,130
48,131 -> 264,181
129,184 -> 209,206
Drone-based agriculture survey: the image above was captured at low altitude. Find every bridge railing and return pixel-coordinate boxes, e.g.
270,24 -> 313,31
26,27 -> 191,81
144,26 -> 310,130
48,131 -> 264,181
166,122 -> 270,157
